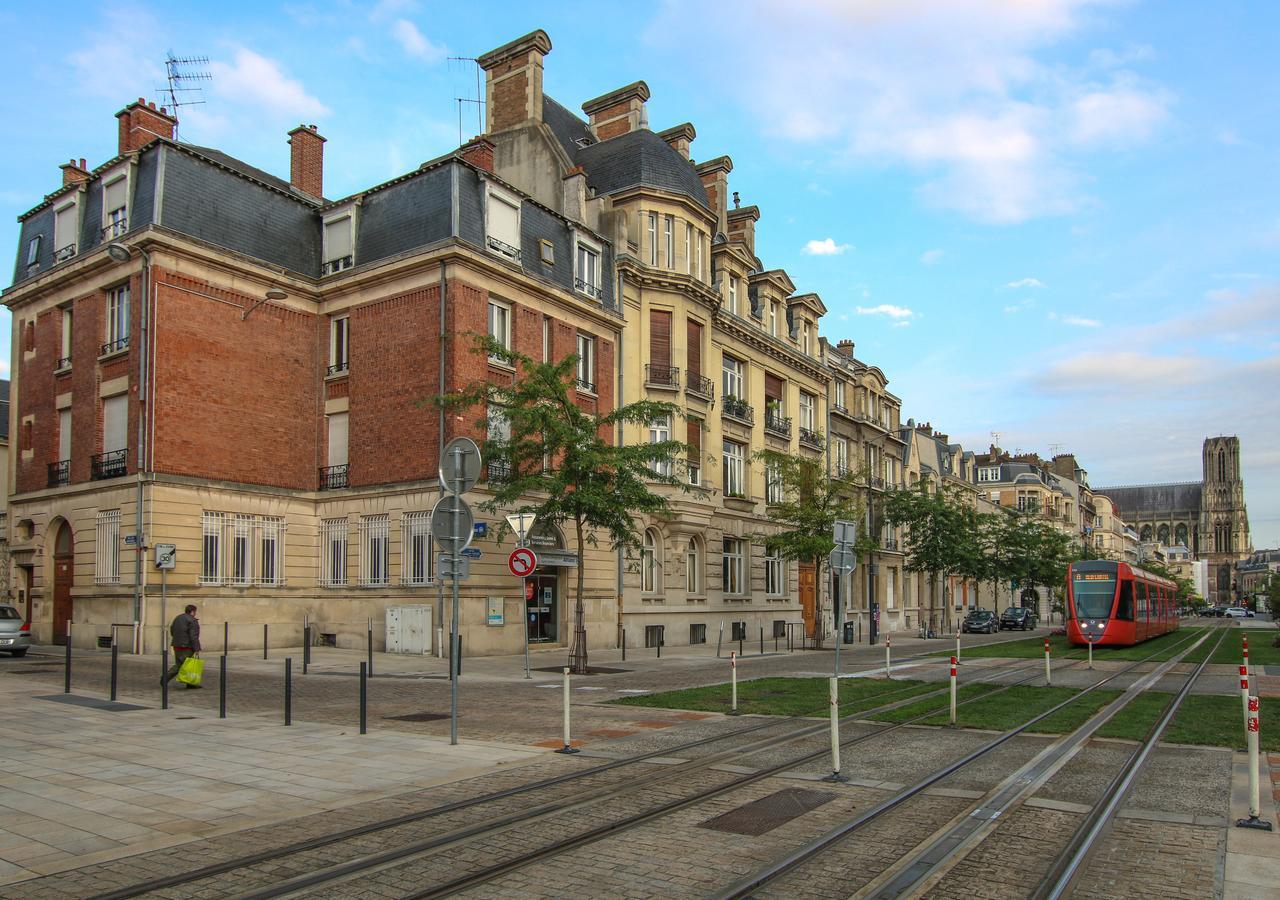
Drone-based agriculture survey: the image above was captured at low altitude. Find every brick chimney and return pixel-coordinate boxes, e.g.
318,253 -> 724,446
695,156 -> 733,236
478,30 -> 552,134
288,124 -> 326,198
835,339 -> 854,358
115,98 -> 177,154
60,158 -> 90,187
562,166 -> 588,222
657,122 -> 695,159
459,136 -> 495,172
582,81 -> 650,141
726,204 -> 760,256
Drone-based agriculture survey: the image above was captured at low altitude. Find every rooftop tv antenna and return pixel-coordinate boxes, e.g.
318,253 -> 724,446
990,431 -> 1002,448
1048,443 -> 1065,456
158,53 -> 212,125
448,56 -> 484,146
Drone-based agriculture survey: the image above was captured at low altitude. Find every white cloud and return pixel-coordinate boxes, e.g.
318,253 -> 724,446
1069,79 -> 1170,148
1003,305 -> 1022,314
208,48 -> 329,120
1060,314 -> 1101,327
0,357 -> 9,378
857,304 -> 915,321
803,237 -> 852,256
1006,277 -> 1043,289
920,249 -> 945,265
1035,351 -> 1203,392
391,19 -> 446,62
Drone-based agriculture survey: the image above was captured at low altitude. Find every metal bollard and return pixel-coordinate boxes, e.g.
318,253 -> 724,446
110,630 -> 119,702
367,619 -> 374,677
885,636 -> 892,680
1044,637 -> 1052,686
949,656 -> 958,726
739,637 -> 744,657
955,628 -> 961,664
1240,664 -> 1251,732
760,626 -> 764,656
161,648 -> 169,710
64,622 -> 72,694
728,651 -> 740,715
656,638 -> 661,659
1235,696 -> 1273,831
1088,639 -> 1093,670
218,655 -> 227,719
303,625 -> 310,674
360,661 -> 367,735
555,667 -> 578,754
223,621 -> 229,655
716,622 -> 723,659
284,658 -> 292,726
822,676 -> 848,782
622,630 -> 626,662
264,623 -> 269,660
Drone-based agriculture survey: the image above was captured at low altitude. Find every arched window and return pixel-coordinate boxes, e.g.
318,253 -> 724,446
641,528 -> 661,594
1175,523 -> 1188,547
1140,525 -> 1152,542
686,537 -> 701,595
1157,524 -> 1170,545
1218,449 -> 1226,482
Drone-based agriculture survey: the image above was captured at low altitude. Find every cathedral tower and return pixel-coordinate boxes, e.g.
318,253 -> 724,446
1201,436 -> 1251,603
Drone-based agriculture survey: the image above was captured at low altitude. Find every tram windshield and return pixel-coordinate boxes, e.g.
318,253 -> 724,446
1072,573 -> 1116,618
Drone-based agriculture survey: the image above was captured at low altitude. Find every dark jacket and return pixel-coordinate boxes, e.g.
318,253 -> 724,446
170,613 -> 201,651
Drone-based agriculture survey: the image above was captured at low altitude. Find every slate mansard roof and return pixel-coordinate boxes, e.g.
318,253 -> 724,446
1093,483 -> 1203,519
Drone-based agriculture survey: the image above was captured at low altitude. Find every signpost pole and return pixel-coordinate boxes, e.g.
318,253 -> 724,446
449,444 -> 463,747
521,555 -> 531,680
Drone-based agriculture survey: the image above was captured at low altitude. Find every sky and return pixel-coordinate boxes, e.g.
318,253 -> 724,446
2,1 -> 1277,545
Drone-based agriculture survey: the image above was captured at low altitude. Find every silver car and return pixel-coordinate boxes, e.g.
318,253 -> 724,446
0,605 -> 31,656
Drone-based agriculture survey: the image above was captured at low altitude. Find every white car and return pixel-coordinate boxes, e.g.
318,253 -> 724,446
1224,607 -> 1255,618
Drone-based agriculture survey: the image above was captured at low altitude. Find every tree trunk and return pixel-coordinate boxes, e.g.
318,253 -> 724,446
928,572 -> 938,633
569,515 -> 589,674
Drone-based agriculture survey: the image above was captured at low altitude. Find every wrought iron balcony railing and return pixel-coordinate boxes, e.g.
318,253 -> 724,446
486,236 -> 521,259
574,277 -> 601,298
764,411 -> 791,437
55,244 -> 77,263
90,449 -> 127,480
487,460 -> 512,482
686,372 -> 714,400
322,255 -> 354,275
575,376 -> 596,394
319,464 -> 349,490
100,336 -> 129,356
101,217 -> 128,240
55,355 -> 72,371
645,364 -> 680,388
722,396 -> 753,425
799,426 -> 823,448
48,459 -> 70,488
326,362 -> 349,377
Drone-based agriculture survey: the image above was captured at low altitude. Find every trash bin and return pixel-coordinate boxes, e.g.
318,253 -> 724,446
843,621 -> 856,644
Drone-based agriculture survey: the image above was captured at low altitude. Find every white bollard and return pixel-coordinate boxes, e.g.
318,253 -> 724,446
956,628 -> 961,664
885,636 -> 892,680
729,651 -> 739,715
822,676 -> 848,783
949,656 -> 958,726
555,667 -> 578,754
1088,639 -> 1093,670
1044,637 -> 1052,686
1240,664 -> 1251,733
1235,695 -> 1273,830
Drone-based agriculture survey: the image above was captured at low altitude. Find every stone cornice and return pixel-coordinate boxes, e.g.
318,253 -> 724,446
714,310 -> 830,383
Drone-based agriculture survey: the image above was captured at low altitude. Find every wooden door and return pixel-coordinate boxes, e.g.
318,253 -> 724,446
799,563 -> 816,638
53,522 -> 74,645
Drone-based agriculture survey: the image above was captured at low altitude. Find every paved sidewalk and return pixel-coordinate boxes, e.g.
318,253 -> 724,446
0,677 -> 542,886
1223,751 -> 1280,898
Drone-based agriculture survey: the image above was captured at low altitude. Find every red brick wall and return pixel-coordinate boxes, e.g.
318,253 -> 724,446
150,270 -> 319,488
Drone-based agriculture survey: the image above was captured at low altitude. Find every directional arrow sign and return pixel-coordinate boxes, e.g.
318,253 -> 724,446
508,547 -> 538,578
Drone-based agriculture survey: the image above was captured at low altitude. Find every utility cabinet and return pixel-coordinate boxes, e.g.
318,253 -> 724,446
386,605 -> 432,654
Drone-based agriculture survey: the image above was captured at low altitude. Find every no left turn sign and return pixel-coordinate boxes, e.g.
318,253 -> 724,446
508,547 -> 538,578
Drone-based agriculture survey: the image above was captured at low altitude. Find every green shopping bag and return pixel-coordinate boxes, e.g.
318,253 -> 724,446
177,656 -> 204,686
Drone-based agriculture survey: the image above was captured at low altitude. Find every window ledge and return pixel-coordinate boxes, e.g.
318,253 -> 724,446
325,368 -> 349,381
98,347 -> 129,364
55,364 -> 72,376
487,358 -> 516,373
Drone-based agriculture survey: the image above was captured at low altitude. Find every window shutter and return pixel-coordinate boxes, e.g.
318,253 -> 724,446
103,177 -> 127,213
54,205 -> 77,249
650,310 -> 671,369
687,320 -> 702,378
764,373 -> 784,401
325,217 -> 352,261
687,418 -> 702,454
487,194 -> 520,249
103,395 -> 128,454
327,413 -> 349,467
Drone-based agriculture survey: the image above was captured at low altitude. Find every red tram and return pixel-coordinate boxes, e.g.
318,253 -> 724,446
1066,560 -> 1179,646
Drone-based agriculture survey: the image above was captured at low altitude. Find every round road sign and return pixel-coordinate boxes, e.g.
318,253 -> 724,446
508,547 -> 538,578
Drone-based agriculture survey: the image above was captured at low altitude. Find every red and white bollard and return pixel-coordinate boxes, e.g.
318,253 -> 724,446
955,627 -> 961,664
728,651 -> 739,715
1240,664 -> 1251,732
885,636 -> 892,680
949,656 -> 958,726
1044,637 -> 1052,686
1236,695 -> 1273,831
556,667 -> 579,754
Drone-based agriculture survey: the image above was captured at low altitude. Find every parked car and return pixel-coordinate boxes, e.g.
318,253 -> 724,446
962,610 -> 1000,634
1199,606 -> 1226,617
1000,607 -> 1038,631
1225,607 -> 1255,618
0,605 -> 31,656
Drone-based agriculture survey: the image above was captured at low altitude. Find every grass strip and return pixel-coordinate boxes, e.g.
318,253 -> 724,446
610,676 -> 940,717
1099,692 -> 1280,751
937,627 -> 1206,663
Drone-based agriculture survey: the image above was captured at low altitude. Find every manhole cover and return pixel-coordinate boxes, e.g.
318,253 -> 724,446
532,666 -> 630,675
699,788 -> 836,836
383,712 -> 450,722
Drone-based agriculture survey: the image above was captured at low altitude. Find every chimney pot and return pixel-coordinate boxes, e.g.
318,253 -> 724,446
732,191 -> 740,209
459,136 -> 495,173
477,30 -> 552,134
116,98 -> 177,153
288,123 -> 327,197
582,80 -> 650,141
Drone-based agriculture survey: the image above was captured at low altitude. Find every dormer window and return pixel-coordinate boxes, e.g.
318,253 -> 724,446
574,233 -> 602,299
26,235 -> 41,272
728,277 -> 739,316
323,215 -> 354,275
769,302 -> 778,337
485,186 -> 521,260
54,201 -> 78,263
102,175 -> 128,239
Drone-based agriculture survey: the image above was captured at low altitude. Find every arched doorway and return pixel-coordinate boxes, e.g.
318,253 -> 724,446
52,521 -> 74,645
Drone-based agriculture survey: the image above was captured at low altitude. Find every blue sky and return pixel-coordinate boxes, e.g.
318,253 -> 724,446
3,1 -> 1277,546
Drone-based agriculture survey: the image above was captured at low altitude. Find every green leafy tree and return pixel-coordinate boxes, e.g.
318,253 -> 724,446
440,337 -> 687,673
881,480 -> 968,632
753,448 -> 865,646
1263,573 -> 1280,616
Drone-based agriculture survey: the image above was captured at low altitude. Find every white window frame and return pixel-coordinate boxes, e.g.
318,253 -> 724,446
26,234 -> 41,267
359,514 -> 390,587
258,517 -> 285,586
488,299 -> 512,362
54,200 -> 78,261
765,546 -> 785,596
200,511 -> 225,586
320,518 -> 349,587
664,214 -> 674,269
102,172 -> 129,240
766,459 -> 784,504
329,316 -> 349,374
647,212 -> 658,265
799,392 -> 816,431
230,514 -> 253,586
402,512 -> 435,585
722,537 -> 745,596
834,380 -> 846,410
834,438 -> 849,476
978,467 -> 1000,483
688,420 -> 702,486
105,284 -> 130,351
59,307 -> 73,367
684,223 -> 693,274
696,231 -> 705,281
576,333 -> 596,392
724,440 -> 746,498
200,511 -> 286,586
649,416 -> 671,477
323,213 -> 355,273
485,184 -> 522,260
728,276 -> 739,316
574,233 -> 602,299
95,510 -> 121,585
802,321 -> 812,355
641,528 -> 661,594
768,302 -> 778,337
722,355 -> 744,401
687,537 -> 702,595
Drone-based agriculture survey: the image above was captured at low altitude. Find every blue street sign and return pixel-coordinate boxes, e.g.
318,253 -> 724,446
473,522 -> 488,538
461,547 -> 482,560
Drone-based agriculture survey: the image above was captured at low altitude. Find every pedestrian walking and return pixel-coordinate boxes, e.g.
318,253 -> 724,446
163,604 -> 202,689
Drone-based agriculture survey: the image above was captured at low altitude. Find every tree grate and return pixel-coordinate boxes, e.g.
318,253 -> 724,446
698,788 -> 836,836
